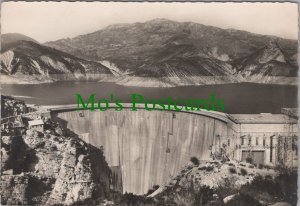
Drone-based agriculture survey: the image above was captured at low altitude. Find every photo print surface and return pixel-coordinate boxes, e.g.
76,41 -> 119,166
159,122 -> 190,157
0,2 -> 298,206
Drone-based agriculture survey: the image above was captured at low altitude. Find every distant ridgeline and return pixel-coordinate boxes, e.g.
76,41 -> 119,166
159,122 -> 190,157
76,93 -> 225,112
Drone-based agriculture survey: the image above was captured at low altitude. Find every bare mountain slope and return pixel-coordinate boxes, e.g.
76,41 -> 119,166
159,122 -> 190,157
234,42 -> 297,77
1,33 -> 39,51
46,18 -> 298,82
1,19 -> 297,86
1,34 -> 113,83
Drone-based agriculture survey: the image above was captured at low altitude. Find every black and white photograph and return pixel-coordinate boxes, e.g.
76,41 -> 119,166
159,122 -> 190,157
0,2 -> 298,206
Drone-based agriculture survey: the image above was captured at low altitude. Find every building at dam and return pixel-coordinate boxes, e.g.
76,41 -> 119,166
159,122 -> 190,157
221,113 -> 298,167
45,104 -> 298,194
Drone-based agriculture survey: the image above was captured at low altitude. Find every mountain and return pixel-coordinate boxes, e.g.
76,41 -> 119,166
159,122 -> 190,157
45,18 -> 298,86
1,19 -> 298,86
1,34 -> 113,84
2,33 -> 39,51
234,41 -> 297,77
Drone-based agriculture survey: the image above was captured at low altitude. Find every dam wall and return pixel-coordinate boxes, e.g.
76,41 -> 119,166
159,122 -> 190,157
51,108 -> 230,194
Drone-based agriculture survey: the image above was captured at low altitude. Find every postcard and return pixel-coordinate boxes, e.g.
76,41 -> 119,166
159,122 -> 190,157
1,2 -> 298,206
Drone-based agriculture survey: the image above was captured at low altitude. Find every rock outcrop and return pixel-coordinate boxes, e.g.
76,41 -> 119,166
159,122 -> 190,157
147,160 -> 297,206
1,121 -> 111,205
150,160 -> 276,197
1,95 -> 28,118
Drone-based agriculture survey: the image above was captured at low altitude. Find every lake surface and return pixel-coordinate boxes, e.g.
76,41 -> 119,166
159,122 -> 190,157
1,82 -> 297,114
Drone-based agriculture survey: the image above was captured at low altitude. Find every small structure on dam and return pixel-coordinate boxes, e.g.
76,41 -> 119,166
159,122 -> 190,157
48,105 -> 298,194
224,113 -> 298,167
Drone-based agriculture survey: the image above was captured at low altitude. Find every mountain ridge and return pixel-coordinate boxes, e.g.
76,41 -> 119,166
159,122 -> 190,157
1,19 -> 298,86
1,33 -> 39,51
45,18 -> 297,80
1,35 -> 114,83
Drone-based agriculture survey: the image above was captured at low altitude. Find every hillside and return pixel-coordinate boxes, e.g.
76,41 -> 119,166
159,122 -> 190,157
46,18 -> 298,85
1,19 -> 298,86
1,34 -> 113,83
1,33 -> 39,51
146,160 -> 297,206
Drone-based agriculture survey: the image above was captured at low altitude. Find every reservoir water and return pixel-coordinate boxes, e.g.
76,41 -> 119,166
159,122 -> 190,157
1,82 -> 297,114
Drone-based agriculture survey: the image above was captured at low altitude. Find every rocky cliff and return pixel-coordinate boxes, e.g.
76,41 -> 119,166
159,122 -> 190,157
1,120 -> 111,205
1,95 -> 28,118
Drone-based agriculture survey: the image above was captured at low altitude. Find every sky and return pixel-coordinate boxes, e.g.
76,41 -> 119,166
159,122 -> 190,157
1,2 -> 298,43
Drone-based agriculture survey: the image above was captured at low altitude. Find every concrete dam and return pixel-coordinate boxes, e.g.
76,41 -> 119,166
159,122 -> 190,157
50,106 -> 231,195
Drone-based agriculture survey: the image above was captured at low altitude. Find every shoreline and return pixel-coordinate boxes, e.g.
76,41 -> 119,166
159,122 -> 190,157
0,77 -> 298,87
